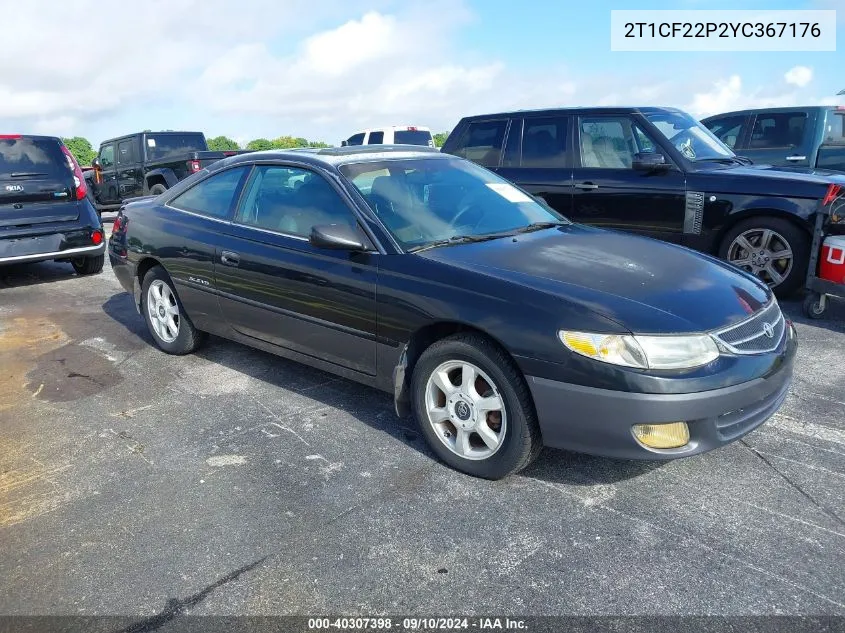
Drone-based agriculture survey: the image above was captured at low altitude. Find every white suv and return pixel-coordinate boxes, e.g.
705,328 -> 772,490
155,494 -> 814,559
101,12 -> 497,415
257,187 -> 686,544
342,126 -> 434,148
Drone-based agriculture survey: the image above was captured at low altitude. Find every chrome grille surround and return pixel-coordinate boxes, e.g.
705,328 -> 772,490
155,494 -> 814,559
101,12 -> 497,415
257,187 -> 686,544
711,299 -> 785,355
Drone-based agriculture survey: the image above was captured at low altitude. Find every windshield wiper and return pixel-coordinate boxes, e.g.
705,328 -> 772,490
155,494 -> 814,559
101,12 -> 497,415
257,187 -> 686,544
695,157 -> 751,166
408,233 -> 506,253
511,220 -> 570,234
9,172 -> 48,178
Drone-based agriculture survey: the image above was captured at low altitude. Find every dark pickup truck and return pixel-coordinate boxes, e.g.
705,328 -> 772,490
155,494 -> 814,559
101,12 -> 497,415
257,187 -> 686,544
87,131 -> 248,212
702,106 -> 845,172
441,106 -> 845,296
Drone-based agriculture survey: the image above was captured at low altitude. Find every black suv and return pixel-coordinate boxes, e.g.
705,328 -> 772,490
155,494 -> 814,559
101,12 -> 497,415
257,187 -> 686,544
441,107 -> 845,295
0,135 -> 104,274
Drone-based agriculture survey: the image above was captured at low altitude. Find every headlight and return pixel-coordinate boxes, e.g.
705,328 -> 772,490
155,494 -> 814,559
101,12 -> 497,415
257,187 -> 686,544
559,331 -> 719,370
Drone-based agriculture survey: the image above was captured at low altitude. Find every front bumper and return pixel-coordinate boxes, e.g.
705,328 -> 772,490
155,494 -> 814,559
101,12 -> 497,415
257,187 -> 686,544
527,332 -> 796,460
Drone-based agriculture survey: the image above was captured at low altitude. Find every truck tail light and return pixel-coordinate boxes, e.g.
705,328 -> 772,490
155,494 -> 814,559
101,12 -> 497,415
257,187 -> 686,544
188,160 -> 202,173
822,184 -> 842,207
60,143 -> 88,201
91,229 -> 103,245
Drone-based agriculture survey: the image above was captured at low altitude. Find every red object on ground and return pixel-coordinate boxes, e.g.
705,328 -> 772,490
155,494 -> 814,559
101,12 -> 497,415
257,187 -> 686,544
819,235 -> 845,284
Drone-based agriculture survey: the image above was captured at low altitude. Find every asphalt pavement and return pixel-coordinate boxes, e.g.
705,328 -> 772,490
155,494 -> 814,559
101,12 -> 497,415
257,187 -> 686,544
1,235 -> 844,619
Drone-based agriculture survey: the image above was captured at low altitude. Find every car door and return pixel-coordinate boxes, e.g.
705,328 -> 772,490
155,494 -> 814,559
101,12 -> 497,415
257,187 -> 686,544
743,110 -> 815,167
215,164 -> 378,375
702,114 -> 751,153
161,165 -> 252,332
570,114 -> 687,243
495,115 -> 573,216
97,142 -> 119,204
116,137 -> 143,199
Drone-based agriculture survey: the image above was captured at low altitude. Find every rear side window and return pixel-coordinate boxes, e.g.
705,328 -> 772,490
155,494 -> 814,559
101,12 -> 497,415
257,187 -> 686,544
704,115 -> 746,149
393,130 -> 433,146
169,166 -> 250,218
117,139 -> 136,165
521,116 -> 569,167
0,137 -> 68,179
450,120 -> 508,167
368,131 -> 384,145
823,111 -> 845,145
145,134 -> 206,160
749,113 -> 807,148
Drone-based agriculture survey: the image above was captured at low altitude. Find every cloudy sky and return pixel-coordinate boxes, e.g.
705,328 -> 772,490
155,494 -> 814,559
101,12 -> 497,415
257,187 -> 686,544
1,0 -> 842,147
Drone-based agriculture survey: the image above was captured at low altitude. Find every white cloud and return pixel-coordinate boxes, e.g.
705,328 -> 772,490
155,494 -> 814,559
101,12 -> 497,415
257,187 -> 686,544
784,65 -> 813,87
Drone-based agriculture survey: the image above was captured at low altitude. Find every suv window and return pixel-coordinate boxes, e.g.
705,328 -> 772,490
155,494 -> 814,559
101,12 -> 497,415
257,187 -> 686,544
235,165 -> 357,238
100,144 -> 115,168
704,115 -> 747,149
394,130 -> 433,146
749,113 -> 807,149
145,134 -> 206,160
117,139 -> 135,165
170,166 -> 250,218
451,120 -> 508,167
368,131 -> 384,145
0,137 -> 68,179
578,117 -> 662,169
522,116 -> 569,167
823,111 -> 845,145
347,133 -> 365,146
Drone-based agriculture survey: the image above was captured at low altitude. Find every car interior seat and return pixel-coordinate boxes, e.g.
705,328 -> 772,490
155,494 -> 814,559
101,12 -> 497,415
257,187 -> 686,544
593,137 -> 630,168
581,134 -> 600,167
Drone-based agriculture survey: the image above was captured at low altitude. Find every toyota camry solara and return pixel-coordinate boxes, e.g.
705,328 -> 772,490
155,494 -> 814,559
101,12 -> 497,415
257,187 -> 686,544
108,146 -> 797,479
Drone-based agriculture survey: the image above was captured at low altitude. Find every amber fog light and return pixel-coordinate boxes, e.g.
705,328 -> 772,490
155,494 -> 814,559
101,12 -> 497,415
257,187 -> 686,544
633,422 -> 690,449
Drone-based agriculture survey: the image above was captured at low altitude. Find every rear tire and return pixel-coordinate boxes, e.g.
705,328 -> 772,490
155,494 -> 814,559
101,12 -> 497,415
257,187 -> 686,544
149,183 -> 168,196
718,217 -> 809,297
141,266 -> 205,355
410,333 -> 542,480
71,254 -> 104,275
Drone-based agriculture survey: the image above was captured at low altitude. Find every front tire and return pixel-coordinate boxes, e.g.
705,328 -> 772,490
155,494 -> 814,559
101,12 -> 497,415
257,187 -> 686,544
141,266 -> 205,354
71,254 -> 104,275
719,217 -> 809,297
411,333 -> 542,479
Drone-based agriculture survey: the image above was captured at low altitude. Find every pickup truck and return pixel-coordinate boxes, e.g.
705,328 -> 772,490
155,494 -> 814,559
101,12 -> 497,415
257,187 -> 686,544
702,106 -> 845,172
87,131 -> 249,212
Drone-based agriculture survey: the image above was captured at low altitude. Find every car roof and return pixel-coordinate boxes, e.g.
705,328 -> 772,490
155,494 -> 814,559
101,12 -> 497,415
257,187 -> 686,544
220,144 -> 445,169
455,106 -> 688,121
100,130 -> 205,145
700,105 -> 830,119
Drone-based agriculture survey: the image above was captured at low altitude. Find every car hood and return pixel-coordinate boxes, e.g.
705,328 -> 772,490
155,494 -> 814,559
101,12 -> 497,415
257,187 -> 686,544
417,224 -> 772,333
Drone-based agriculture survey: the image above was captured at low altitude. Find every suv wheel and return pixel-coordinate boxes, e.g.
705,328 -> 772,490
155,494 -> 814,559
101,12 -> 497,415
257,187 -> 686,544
149,183 -> 168,196
719,217 -> 808,297
141,266 -> 205,354
71,254 -> 104,275
411,333 -> 542,479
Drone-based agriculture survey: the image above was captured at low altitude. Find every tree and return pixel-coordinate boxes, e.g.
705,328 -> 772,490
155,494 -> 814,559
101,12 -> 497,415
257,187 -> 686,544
62,137 -> 96,166
206,135 -> 240,151
246,138 -> 274,151
270,136 -> 303,149
432,131 -> 450,148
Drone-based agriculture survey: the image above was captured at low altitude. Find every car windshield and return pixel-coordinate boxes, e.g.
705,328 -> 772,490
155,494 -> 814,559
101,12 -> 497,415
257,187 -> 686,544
339,157 -> 567,251
645,111 -> 736,161
393,130 -> 433,146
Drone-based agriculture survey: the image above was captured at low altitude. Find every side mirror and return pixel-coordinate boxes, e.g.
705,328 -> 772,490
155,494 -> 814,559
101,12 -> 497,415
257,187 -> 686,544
340,140 -> 349,147
632,152 -> 670,171
310,224 -> 370,251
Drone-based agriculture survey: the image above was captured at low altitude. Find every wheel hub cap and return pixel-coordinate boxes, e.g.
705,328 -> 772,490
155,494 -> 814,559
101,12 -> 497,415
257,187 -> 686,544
158,305 -> 166,318
449,395 -> 475,430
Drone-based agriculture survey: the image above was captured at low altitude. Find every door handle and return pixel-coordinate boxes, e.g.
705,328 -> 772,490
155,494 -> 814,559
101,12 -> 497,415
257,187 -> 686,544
220,250 -> 240,266
785,155 -> 807,161
575,182 -> 599,190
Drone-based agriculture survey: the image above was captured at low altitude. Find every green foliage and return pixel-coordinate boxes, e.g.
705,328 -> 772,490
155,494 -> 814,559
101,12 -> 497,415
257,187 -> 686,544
206,135 -> 240,151
246,138 -> 274,151
246,136 -> 333,151
62,137 -> 96,166
432,131 -> 450,148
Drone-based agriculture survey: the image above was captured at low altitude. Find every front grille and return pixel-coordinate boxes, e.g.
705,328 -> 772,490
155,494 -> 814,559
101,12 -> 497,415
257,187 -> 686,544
712,300 -> 785,354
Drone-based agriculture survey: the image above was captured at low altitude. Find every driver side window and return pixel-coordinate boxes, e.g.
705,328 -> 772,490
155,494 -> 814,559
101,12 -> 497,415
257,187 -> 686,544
99,144 -> 115,168
578,117 -> 634,169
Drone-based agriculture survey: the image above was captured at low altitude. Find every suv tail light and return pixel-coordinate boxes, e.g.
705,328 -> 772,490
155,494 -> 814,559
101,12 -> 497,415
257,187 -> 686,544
188,160 -> 202,173
91,229 -> 104,245
822,183 -> 842,207
60,143 -> 88,201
